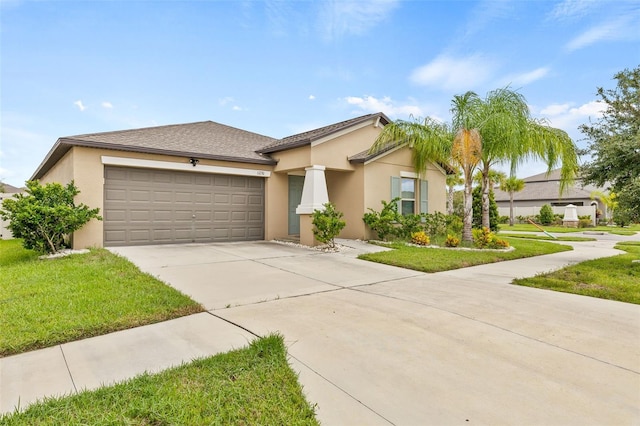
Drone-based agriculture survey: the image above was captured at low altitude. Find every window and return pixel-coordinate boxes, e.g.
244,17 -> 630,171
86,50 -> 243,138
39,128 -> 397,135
391,176 -> 428,216
400,178 -> 415,215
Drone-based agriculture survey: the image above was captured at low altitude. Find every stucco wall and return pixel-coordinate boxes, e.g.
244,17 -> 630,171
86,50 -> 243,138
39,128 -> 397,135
264,171 -> 289,240
39,147 -> 274,249
364,148 -> 446,211
325,168 -> 365,239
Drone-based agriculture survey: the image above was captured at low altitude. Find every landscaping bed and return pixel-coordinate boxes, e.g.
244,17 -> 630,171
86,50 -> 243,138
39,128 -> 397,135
359,237 -> 572,273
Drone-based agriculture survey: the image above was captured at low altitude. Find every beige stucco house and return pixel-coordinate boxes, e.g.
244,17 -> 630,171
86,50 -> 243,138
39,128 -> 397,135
31,112 -> 447,248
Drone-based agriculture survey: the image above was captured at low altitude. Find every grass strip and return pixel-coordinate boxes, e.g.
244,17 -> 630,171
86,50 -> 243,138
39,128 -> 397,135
0,334 -> 319,425
498,233 -> 596,242
0,240 -> 204,356
358,238 -> 572,273
502,224 -> 639,235
512,242 -> 640,304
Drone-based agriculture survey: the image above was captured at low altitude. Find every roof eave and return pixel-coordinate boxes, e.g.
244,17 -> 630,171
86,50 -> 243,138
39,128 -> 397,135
31,138 -> 277,180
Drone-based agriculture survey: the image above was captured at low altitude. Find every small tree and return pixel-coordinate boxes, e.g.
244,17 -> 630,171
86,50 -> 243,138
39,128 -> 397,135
539,204 -> 554,226
312,202 -> 346,248
0,180 -> 102,254
500,176 -> 525,226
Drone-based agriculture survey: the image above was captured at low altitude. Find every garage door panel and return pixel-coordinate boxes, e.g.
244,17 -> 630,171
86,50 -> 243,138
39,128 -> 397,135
104,166 -> 264,246
130,210 -> 151,221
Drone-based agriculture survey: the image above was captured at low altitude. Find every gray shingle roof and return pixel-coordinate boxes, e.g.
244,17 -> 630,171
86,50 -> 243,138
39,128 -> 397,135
494,169 -> 605,202
63,120 -> 276,163
258,113 -> 391,154
33,121 -> 277,179
32,113 -> 393,180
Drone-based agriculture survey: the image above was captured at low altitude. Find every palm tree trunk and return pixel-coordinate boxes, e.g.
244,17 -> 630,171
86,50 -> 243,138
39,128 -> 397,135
447,186 -> 455,215
481,165 -> 491,229
462,174 -> 474,242
509,191 -> 514,226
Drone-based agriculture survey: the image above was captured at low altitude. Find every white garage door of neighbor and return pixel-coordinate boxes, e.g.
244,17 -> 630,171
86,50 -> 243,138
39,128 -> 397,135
103,166 -> 264,246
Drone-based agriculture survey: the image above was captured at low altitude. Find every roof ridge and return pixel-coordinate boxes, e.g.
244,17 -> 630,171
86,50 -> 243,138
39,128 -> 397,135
64,120 -> 216,140
258,112 -> 390,154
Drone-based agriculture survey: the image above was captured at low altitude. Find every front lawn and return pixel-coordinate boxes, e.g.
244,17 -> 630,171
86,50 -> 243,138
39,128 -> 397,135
359,237 -> 572,273
498,233 -> 596,242
502,223 -> 639,235
0,239 -> 204,356
513,242 -> 640,304
0,334 -> 318,425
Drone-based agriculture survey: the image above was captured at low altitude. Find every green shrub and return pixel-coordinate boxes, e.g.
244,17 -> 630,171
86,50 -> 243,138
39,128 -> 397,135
363,198 -> 400,241
446,214 -> 463,236
423,212 -> 449,237
312,202 -> 346,248
578,218 -> 593,228
539,204 -> 554,225
0,180 -> 102,254
411,231 -> 430,246
396,214 -> 422,240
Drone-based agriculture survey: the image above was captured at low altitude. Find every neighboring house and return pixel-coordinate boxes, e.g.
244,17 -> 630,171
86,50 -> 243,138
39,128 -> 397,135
493,169 -> 609,223
0,182 -> 26,240
31,112 -> 447,249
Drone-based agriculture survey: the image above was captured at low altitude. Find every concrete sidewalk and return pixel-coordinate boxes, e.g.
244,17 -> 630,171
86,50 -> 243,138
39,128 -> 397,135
2,238 -> 639,424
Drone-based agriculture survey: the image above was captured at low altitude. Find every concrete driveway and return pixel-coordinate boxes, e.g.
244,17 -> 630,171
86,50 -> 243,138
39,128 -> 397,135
108,239 -> 640,425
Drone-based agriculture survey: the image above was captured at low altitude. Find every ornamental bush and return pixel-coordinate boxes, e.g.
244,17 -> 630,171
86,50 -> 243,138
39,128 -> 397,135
539,204 -> 554,225
312,202 -> 346,248
472,227 -> 510,249
410,231 -> 430,246
0,180 -> 102,254
362,198 -> 400,241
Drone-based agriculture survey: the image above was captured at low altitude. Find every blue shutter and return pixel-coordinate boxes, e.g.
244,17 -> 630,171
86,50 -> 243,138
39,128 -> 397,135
391,176 -> 401,212
420,180 -> 429,214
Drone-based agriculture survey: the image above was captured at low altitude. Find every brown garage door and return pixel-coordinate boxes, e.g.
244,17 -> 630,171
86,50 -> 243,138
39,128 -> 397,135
103,166 -> 264,246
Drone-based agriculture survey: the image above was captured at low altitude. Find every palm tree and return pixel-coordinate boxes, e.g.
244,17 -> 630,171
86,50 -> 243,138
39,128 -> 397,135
590,190 -> 617,224
446,169 -> 463,215
369,92 -> 482,242
476,88 -> 578,229
500,176 -> 525,226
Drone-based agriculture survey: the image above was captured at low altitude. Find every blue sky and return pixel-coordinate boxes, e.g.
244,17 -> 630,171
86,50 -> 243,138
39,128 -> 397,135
1,0 -> 639,186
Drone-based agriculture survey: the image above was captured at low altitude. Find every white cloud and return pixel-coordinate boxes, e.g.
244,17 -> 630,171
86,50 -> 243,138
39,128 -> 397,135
565,13 -> 640,51
547,0 -> 598,21
343,95 -> 424,118
232,105 -> 243,111
101,101 -> 113,109
500,67 -> 550,87
538,100 -> 607,137
410,54 -> 497,91
308,95 -> 316,100
218,97 -> 235,106
73,100 -> 86,111
318,0 -> 399,41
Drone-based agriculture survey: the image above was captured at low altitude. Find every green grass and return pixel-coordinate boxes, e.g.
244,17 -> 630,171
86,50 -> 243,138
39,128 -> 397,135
513,242 -> 640,304
0,334 -> 319,425
498,232 -> 596,242
502,223 -> 639,235
359,237 -> 572,273
0,239 -> 204,356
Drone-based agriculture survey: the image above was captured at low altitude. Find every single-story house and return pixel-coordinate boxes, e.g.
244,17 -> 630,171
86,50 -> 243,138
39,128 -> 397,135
493,169 -> 609,223
0,182 -> 25,240
31,112 -> 447,248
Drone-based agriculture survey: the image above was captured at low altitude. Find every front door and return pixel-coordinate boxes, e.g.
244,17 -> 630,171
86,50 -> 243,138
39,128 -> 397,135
288,175 -> 304,235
